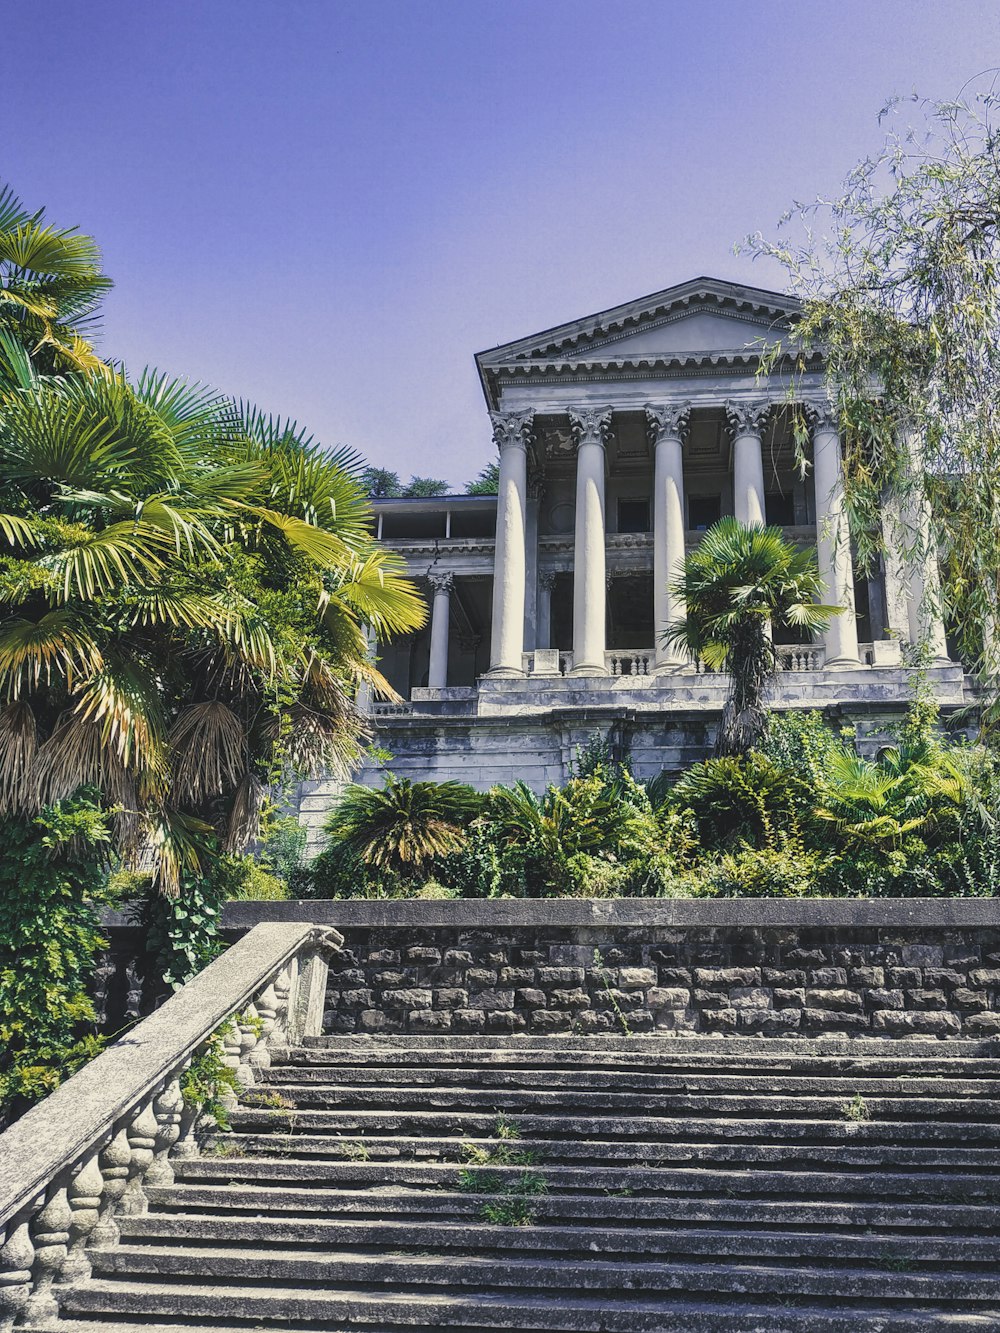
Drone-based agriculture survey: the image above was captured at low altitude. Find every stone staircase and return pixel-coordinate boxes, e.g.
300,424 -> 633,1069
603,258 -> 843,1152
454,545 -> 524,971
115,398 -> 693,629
45,1034 -> 1000,1332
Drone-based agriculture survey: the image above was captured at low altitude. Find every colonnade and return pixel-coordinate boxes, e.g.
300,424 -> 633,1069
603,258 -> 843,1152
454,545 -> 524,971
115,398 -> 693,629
414,401 -> 947,683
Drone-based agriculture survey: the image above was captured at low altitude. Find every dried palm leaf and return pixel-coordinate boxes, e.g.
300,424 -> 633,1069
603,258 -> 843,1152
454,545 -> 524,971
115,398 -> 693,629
170,700 -> 247,805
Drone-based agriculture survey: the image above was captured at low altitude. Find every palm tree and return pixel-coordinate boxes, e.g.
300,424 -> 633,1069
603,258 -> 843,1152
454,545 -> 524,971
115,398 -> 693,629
324,777 -> 483,880
0,366 -> 426,893
666,518 -> 840,756
0,182 -> 110,373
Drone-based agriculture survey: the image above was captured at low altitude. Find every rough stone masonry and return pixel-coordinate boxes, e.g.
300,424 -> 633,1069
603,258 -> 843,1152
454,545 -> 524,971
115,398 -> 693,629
216,899 -> 1000,1041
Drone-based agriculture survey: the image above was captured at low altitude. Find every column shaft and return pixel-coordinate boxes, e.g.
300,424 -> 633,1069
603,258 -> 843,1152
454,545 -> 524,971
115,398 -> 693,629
569,408 -> 611,675
487,411 -> 532,675
647,404 -> 691,671
812,409 -> 861,667
427,575 -> 452,689
726,400 -> 769,526
536,572 -> 555,651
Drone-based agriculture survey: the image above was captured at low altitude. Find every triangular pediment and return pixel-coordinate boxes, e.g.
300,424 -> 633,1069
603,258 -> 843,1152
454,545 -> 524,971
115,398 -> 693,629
475,277 -> 803,408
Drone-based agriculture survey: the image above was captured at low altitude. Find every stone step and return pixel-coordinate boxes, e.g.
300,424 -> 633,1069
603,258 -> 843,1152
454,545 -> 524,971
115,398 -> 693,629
52,1285 -> 1000,1332
202,1130 -> 1000,1171
166,1155 -> 1000,1201
147,1183 -> 1000,1229
118,1212 -> 1000,1264
251,1080 -> 1000,1119
87,1243 -> 1000,1301
260,1064 -> 1000,1097
227,1105 -> 1000,1143
301,1034 -> 1000,1058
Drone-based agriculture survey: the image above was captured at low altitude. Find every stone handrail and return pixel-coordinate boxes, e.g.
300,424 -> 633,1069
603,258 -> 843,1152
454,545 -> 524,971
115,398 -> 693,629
0,919 -> 340,1330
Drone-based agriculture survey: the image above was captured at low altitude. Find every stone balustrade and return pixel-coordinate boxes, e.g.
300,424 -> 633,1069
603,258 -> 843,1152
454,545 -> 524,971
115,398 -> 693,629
605,650 -> 653,677
0,920 -> 341,1331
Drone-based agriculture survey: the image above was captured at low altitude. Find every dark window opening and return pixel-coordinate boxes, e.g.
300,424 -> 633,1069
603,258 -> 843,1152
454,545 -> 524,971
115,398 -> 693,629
688,494 -> 721,530
617,498 -> 650,533
765,491 -> 795,526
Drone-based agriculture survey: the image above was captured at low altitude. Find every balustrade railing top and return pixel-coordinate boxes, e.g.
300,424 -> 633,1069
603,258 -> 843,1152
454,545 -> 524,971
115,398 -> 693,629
0,919 -> 339,1330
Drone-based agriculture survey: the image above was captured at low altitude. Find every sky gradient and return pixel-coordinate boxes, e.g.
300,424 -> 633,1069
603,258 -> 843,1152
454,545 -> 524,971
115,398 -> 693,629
6,2 -> 999,487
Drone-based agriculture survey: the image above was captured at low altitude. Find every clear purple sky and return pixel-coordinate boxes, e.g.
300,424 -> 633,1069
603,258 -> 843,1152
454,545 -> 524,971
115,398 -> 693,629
6,2 -> 998,487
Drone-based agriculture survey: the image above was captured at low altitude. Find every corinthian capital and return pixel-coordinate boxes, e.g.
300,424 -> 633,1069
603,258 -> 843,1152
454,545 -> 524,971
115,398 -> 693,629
428,571 -> 454,594
568,406 -> 613,450
725,399 -> 772,436
490,409 -> 534,453
803,399 -> 840,433
645,402 -> 691,444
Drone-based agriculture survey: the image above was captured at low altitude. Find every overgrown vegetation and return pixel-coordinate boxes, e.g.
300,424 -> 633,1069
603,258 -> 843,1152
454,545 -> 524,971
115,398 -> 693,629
0,178 -> 425,897
0,795 -> 112,1120
744,85 -> 1000,728
302,705 -> 1000,900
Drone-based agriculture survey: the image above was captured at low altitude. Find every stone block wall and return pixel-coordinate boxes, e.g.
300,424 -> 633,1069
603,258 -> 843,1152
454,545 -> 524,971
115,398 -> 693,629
221,900 -> 1000,1040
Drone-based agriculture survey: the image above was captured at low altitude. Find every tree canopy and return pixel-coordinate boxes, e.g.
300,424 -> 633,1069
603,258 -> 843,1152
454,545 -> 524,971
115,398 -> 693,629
743,84 -> 1000,714
0,182 -> 426,893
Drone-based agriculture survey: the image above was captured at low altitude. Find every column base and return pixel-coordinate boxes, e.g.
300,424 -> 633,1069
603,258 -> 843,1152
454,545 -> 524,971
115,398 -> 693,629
652,659 -> 695,676
824,655 -> 864,671
568,663 -> 607,678
484,666 -> 526,679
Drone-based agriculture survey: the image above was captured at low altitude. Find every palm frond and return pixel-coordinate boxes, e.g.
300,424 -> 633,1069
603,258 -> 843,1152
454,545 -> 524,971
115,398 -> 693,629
0,700 -> 37,812
0,610 -> 103,698
169,700 -> 247,805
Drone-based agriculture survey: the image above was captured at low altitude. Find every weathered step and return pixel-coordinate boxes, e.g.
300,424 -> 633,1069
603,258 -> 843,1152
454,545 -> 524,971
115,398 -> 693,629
260,1063 -> 1000,1098
118,1212 -> 1000,1265
253,1080 -> 1000,1120
204,1130 -> 1000,1171
302,1034 -> 1000,1060
56,1281 -> 1000,1331
88,1243 -> 1000,1301
146,1183 -> 1000,1231
166,1155 -> 1000,1202
225,1105 -> 1000,1145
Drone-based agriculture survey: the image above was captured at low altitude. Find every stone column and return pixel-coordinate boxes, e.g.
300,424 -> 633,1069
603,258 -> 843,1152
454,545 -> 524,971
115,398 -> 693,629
890,425 -> 950,662
427,572 -> 453,689
726,401 -> 769,526
537,570 -> 556,651
647,402 -> 691,672
811,403 -> 861,667
569,407 -> 612,676
487,410 -> 533,676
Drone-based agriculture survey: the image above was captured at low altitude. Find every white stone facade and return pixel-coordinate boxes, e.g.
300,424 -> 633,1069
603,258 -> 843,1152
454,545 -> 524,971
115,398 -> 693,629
298,277 -> 964,848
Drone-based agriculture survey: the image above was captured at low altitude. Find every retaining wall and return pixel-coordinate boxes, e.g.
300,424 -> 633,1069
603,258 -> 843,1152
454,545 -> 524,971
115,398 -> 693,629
216,900 -> 1000,1041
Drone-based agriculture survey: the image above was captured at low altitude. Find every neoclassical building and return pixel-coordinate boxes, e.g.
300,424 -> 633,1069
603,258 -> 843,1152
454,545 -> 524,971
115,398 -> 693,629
298,277 -> 966,843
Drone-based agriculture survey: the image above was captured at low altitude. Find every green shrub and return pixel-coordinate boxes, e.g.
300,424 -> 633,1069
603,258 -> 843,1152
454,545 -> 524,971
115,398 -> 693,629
140,871 -> 227,993
0,796 -> 112,1120
669,753 -> 810,851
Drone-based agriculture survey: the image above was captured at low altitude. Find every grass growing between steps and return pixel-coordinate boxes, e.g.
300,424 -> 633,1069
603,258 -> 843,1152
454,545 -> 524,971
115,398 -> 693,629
457,1116 -> 549,1226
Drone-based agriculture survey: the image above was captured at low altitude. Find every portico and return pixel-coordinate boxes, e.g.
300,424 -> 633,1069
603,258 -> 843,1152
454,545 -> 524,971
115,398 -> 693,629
364,276 -> 957,745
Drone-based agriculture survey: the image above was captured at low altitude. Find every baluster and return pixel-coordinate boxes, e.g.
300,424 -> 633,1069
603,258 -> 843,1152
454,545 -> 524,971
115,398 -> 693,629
0,1219 -> 34,1333
271,966 -> 292,1044
218,1022 -> 243,1113
121,1102 -> 159,1215
124,959 -> 143,1021
90,1127 -> 130,1248
146,1079 -> 184,1187
62,1154 -> 104,1283
25,1185 -> 71,1322
250,984 -> 278,1073
236,1005 -> 261,1089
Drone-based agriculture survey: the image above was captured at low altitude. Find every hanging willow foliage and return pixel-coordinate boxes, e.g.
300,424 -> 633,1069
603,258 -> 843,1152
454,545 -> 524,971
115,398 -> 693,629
742,84 -> 1000,722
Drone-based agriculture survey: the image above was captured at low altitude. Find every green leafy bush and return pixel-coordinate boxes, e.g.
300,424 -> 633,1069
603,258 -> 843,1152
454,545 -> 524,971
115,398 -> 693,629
0,797 -> 112,1120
